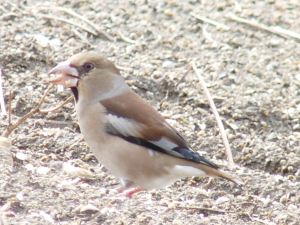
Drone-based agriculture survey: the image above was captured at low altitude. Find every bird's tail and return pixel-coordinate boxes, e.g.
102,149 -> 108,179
210,168 -> 243,185
195,163 -> 244,185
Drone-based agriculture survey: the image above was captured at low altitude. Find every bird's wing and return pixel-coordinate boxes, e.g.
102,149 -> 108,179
100,90 -> 219,169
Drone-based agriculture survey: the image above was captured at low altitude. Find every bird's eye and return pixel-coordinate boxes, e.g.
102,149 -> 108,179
84,63 -> 94,71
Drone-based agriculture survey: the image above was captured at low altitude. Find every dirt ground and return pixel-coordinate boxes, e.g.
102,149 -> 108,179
1,0 -> 300,224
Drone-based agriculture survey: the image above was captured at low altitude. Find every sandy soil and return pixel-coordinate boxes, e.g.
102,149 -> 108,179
1,0 -> 300,224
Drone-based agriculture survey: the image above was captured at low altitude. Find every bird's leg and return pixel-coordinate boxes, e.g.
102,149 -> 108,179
110,178 -> 143,198
110,187 -> 143,199
121,187 -> 142,198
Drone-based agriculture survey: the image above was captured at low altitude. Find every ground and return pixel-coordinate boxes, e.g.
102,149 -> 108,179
0,0 -> 300,224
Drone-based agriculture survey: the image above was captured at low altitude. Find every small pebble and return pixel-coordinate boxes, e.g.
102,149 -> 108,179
16,152 -> 27,161
164,10 -> 173,17
36,166 -> 51,175
215,196 -> 229,205
80,204 -> 100,213
162,61 -> 175,69
153,70 -> 162,78
279,195 -> 288,204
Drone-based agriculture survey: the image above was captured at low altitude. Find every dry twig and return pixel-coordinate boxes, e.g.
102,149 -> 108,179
117,31 -> 136,44
159,90 -> 169,110
252,218 -> 276,225
175,67 -> 191,88
45,6 -> 114,41
25,5 -> 114,41
68,137 -> 84,151
2,84 -> 76,138
36,13 -> 98,36
234,0 -> 242,13
175,205 -> 230,213
191,62 -> 234,168
202,24 -> 215,42
0,64 -> 7,115
43,120 -> 76,126
72,28 -> 93,46
190,12 -> 230,31
226,13 -> 290,39
199,24 -> 232,49
5,2 -> 24,13
8,90 -> 13,126
40,95 -> 74,113
271,26 -> 300,40
2,84 -> 54,138
46,55 -> 50,72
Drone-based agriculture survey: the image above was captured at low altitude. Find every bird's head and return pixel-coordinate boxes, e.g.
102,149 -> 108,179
48,52 -> 127,103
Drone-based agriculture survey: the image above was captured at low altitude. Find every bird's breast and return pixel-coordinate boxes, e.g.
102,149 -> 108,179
76,101 -> 109,148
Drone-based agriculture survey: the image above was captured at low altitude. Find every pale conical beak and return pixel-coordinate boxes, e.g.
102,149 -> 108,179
48,60 -> 79,88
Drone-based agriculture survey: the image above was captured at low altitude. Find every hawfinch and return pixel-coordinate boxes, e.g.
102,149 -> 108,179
48,53 -> 239,196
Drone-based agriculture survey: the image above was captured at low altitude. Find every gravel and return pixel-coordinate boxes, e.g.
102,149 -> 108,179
1,0 -> 300,224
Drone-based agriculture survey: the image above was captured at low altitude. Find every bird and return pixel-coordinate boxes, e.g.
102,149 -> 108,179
48,52 -> 240,197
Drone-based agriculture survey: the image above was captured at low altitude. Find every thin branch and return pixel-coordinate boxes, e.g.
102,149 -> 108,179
2,84 -> 54,138
46,55 -> 50,72
271,26 -> 300,40
36,13 -> 98,36
225,13 -> 289,39
159,90 -> 169,110
5,2 -> 25,13
43,120 -> 76,126
0,64 -> 7,115
175,67 -> 191,88
190,12 -> 230,31
175,205 -> 230,213
43,6 -> 114,41
68,137 -> 84,151
202,24 -> 215,42
39,95 -> 74,113
191,62 -> 234,168
234,1 -> 242,13
8,90 -> 13,126
117,31 -> 136,44
72,28 -> 93,46
38,84 -> 54,107
252,218 -> 276,225
199,24 -> 232,49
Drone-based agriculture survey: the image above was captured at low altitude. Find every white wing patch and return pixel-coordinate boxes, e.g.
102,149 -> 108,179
106,114 -> 188,159
149,138 -> 183,158
149,138 -> 178,150
106,114 -> 143,137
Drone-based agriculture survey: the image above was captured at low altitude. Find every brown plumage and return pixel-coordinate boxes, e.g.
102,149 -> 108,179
48,52 -> 241,196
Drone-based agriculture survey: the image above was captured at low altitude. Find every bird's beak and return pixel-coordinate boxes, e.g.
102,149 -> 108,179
48,60 -> 79,88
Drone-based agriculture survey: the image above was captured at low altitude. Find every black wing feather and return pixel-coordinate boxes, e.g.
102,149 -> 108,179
105,118 -> 219,169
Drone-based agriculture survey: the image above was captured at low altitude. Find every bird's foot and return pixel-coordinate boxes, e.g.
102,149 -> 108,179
110,187 -> 142,199
121,188 -> 142,198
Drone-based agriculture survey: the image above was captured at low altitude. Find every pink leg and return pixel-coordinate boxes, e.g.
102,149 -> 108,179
122,188 -> 142,198
111,187 -> 143,199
